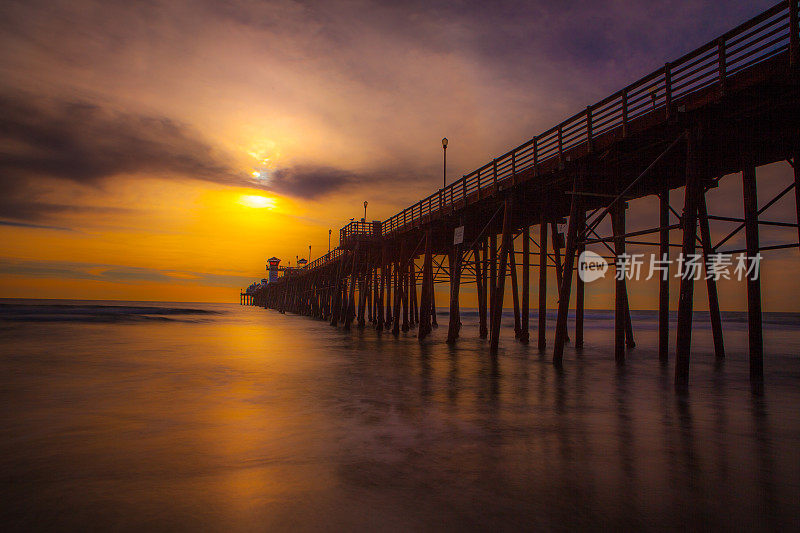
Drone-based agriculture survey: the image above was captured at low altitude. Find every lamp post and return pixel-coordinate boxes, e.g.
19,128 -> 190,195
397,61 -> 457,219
328,229 -> 331,253
308,245 -> 311,263
364,200 -> 368,221
442,137 -> 448,189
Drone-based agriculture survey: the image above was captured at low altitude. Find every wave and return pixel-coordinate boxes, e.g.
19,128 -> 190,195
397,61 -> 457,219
0,304 -> 220,324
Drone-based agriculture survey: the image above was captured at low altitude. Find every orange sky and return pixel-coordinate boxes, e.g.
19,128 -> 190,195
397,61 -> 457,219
1,0 -> 797,310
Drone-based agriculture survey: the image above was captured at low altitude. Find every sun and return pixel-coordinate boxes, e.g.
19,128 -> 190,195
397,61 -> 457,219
239,195 -> 276,209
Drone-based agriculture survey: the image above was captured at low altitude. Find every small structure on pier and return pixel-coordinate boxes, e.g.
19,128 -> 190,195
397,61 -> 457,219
267,257 -> 282,283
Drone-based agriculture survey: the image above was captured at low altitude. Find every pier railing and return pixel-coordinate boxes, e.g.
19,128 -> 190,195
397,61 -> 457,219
380,0 -> 797,236
339,220 -> 382,248
302,248 -> 344,271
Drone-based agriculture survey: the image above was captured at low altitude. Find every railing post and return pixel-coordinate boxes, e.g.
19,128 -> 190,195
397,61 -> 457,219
476,170 -> 482,199
718,37 -> 727,98
533,136 -> 538,176
586,106 -> 594,154
462,176 -> 467,203
622,88 -> 629,137
492,159 -> 498,189
665,62 -> 672,120
557,126 -> 564,168
512,151 -> 517,185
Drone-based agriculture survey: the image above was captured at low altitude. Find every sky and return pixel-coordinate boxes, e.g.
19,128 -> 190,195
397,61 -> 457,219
0,0 -> 796,309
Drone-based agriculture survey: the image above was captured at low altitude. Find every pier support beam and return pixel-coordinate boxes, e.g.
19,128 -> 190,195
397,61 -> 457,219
659,189 -> 670,362
410,260 -> 418,326
611,201 -> 628,364
489,233 -> 497,324
575,209 -> 586,349
521,225 -> 530,344
357,265 -> 368,329
675,127 -> 701,392
344,247 -> 358,331
385,261 -> 393,329
401,242 -> 409,333
538,214 -> 548,351
509,236 -> 521,339
478,239 -> 489,338
490,196 -> 513,354
698,192 -> 725,360
554,187 -> 581,366
551,222 -> 571,344
743,164 -> 764,384
392,254 -> 402,336
377,251 -> 386,330
431,271 -> 438,328
419,228 -> 433,339
446,239 -> 462,343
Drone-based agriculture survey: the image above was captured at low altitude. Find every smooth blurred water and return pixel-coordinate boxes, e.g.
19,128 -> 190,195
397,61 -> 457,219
1,299 -> 799,531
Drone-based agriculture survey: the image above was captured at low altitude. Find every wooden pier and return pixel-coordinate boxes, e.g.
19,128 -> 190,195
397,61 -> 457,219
252,1 -> 800,392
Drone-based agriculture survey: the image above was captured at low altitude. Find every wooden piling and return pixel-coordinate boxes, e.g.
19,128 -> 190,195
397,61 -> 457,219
553,190 -> 580,365
509,236 -> 521,339
743,164 -> 763,383
551,222 -> 564,299
551,221 -> 570,343
330,255 -> 345,326
431,270 -> 438,328
344,247 -> 358,330
623,282 -> 636,349
377,251 -> 386,330
357,265 -> 368,329
698,192 -> 725,359
538,215 -> 548,351
478,238 -> 489,338
401,242 -> 409,332
612,202 -> 627,365
489,233 -> 497,322
410,260 -> 418,326
419,228 -> 433,339
385,260 -> 392,329
675,128 -> 701,392
367,267 -> 373,324
575,208 -> 585,349
521,225 -> 530,344
659,190 -> 670,361
392,255 -> 402,336
490,196 -> 513,354
446,240 -> 462,343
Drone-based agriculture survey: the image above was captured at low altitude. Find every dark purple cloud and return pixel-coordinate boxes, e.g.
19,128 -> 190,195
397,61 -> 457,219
0,257 -> 255,287
0,93 -> 240,185
0,92 -> 248,221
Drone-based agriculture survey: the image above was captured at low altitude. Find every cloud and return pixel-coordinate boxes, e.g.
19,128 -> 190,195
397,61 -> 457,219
260,163 -> 431,200
0,220 -> 73,231
0,258 -> 255,288
0,92 -> 251,220
264,165 -> 354,199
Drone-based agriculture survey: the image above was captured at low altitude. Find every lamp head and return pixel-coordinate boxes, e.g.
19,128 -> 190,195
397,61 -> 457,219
442,137 -> 448,149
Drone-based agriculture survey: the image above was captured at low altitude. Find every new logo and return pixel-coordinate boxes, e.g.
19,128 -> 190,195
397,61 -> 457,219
578,250 -> 608,282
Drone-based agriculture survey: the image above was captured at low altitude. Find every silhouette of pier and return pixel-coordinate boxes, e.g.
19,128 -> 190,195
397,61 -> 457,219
248,1 -> 800,392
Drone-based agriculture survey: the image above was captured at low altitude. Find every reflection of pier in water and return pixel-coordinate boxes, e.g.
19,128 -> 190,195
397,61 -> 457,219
250,1 -> 800,391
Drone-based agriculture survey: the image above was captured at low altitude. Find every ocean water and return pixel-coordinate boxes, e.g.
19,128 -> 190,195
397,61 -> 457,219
1,299 -> 799,531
